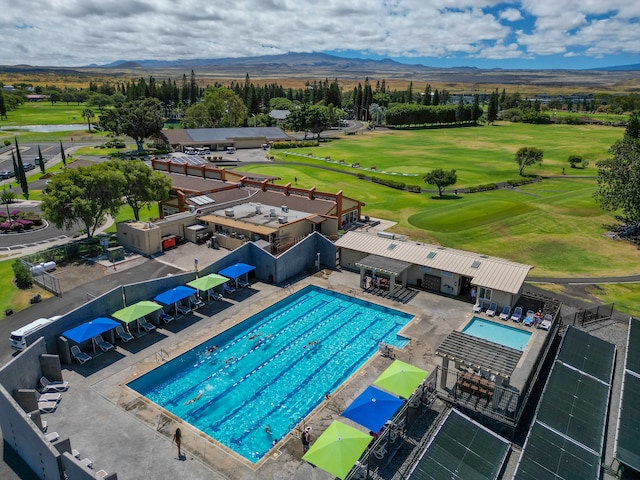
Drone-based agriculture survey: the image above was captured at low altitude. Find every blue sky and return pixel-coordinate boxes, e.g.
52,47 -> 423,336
2,0 -> 640,69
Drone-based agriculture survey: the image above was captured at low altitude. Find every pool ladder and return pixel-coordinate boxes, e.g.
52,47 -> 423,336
156,348 -> 169,363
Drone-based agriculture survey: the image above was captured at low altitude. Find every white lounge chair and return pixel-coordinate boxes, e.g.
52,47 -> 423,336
159,312 -> 174,324
45,431 -> 59,443
177,304 -> 192,316
510,306 -> 523,323
80,457 -> 93,469
139,318 -> 156,332
208,290 -> 222,301
224,283 -> 236,295
95,470 -> 109,479
523,310 -> 536,327
486,302 -> 498,317
538,314 -> 553,330
472,298 -> 483,313
70,345 -> 92,364
38,401 -> 58,414
72,448 -> 81,459
116,325 -> 134,343
189,294 -> 205,309
93,334 -> 114,352
499,305 -> 511,321
238,279 -> 249,288
40,376 -> 69,392
38,392 -> 62,403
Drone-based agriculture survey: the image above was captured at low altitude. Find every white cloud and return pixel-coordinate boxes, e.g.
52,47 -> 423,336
0,0 -> 637,66
499,8 -> 523,22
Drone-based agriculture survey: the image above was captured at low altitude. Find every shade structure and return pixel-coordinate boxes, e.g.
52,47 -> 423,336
112,301 -> 163,323
341,386 -> 404,433
187,273 -> 229,294
62,317 -> 119,352
374,359 -> 428,399
154,285 -> 197,316
112,300 -> 163,333
302,421 -> 372,480
218,262 -> 255,289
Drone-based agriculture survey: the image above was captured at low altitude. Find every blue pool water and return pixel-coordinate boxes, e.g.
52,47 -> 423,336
128,285 -> 413,463
462,316 -> 532,351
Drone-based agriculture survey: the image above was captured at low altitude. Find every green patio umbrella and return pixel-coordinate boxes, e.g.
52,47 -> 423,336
302,421 -> 372,480
186,273 -> 229,299
112,300 -> 163,331
373,359 -> 429,399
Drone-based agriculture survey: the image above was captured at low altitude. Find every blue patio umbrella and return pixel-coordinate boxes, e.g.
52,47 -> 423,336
154,285 -> 197,317
341,386 -> 405,433
62,317 -> 119,353
218,262 -> 255,289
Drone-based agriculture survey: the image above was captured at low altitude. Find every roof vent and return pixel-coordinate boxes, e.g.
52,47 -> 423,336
471,260 -> 481,268
427,251 -> 437,259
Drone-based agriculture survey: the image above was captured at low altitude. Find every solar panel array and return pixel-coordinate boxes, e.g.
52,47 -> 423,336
615,318 -> 640,472
408,409 -> 510,480
514,326 -> 615,480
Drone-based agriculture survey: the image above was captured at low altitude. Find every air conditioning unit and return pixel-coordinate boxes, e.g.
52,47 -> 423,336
278,216 -> 287,224
269,208 -> 276,218
255,203 -> 262,214
188,205 -> 195,213
282,205 -> 289,212
225,208 -> 235,217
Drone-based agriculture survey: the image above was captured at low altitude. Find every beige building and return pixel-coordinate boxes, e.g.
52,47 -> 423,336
159,127 -> 290,151
335,231 -> 532,308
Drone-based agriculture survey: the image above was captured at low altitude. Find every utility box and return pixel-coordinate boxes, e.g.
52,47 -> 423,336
107,246 -> 125,262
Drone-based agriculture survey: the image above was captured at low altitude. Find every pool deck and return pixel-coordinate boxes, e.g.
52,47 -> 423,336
18,269 -> 476,480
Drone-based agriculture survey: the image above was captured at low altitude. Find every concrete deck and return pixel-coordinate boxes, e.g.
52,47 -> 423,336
20,269 -> 475,480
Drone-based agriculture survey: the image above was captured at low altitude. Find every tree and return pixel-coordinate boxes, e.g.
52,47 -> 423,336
13,138 -> 28,199
515,147 -> 543,176
487,90 -> 499,124
12,260 -> 32,289
41,164 -> 126,239
0,91 -> 7,119
60,141 -> 67,166
625,111 -> 640,140
82,108 -> 95,132
37,145 -> 46,174
423,169 -> 457,197
594,138 -> 640,223
99,98 -> 164,152
108,160 -> 171,221
181,87 -> 247,128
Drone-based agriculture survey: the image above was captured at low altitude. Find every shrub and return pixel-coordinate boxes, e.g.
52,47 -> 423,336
568,155 -> 583,168
507,178 -> 537,187
12,261 -> 33,289
467,183 -> 499,193
371,176 -> 406,190
3,140 -> 11,147
406,185 -> 422,193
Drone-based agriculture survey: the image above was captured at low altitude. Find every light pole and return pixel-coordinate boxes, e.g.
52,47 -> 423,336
250,113 -> 256,127
194,258 -> 199,278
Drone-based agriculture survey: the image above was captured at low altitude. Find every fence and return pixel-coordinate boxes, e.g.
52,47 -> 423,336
567,303 -> 615,327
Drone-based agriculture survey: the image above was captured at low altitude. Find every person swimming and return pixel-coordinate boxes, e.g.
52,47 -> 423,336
206,345 -> 219,354
249,332 -> 262,340
304,340 -> 319,348
225,356 -> 236,364
184,391 -> 203,405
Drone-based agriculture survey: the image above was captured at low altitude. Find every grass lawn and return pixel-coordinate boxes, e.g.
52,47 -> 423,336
1,102 -> 91,126
104,204 -> 159,233
0,260 -> 53,319
236,123 -> 640,280
276,122 -> 620,185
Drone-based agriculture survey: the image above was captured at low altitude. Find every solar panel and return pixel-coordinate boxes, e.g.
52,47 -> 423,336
190,195 -> 215,206
616,372 -> 640,471
514,422 -> 600,480
557,327 -> 615,383
537,362 -> 608,453
409,410 -> 509,480
626,318 -> 640,374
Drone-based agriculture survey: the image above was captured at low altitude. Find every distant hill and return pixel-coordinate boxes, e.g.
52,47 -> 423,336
3,53 -> 640,89
592,64 -> 640,71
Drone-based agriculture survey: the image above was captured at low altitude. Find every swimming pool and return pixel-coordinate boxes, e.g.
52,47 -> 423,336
128,285 -> 413,463
462,316 -> 532,351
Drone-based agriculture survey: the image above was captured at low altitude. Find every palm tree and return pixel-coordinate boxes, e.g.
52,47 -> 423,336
82,108 -> 95,132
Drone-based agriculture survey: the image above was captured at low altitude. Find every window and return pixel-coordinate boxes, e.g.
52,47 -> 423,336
478,287 -> 492,301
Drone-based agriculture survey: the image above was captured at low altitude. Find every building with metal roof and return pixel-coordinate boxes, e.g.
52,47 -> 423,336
160,127 -> 290,151
335,231 -> 533,307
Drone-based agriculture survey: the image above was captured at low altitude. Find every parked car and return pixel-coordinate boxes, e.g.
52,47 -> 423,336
0,170 -> 15,179
23,163 -> 36,171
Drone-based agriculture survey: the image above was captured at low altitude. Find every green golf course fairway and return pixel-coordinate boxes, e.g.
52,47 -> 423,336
237,124 -> 640,279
